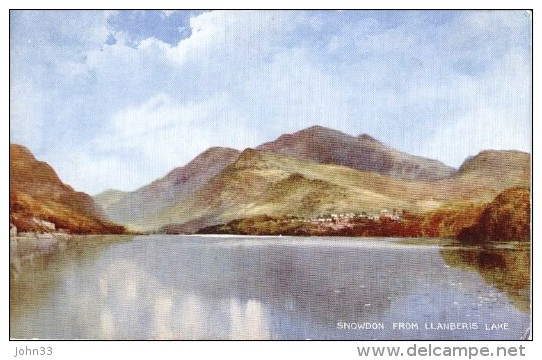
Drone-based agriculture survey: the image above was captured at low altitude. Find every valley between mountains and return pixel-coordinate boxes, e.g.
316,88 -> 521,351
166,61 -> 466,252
10,126 -> 530,242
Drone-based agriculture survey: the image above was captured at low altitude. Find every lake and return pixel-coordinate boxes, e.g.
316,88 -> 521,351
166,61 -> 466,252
10,235 -> 530,340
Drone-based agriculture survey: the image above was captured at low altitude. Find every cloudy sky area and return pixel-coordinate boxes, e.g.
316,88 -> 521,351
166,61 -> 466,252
10,10 -> 532,195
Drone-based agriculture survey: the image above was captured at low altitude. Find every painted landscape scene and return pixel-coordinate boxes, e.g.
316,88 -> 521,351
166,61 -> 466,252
10,10 -> 531,340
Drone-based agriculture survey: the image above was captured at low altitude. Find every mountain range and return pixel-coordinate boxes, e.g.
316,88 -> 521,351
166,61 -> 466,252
8,126 -> 530,235
92,126 -> 530,233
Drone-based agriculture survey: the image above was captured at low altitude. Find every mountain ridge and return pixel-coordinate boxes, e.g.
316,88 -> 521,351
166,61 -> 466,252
130,147 -> 529,233
256,125 -> 456,180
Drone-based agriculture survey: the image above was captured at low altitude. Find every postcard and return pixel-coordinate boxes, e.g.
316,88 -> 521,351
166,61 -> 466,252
9,9 -> 531,343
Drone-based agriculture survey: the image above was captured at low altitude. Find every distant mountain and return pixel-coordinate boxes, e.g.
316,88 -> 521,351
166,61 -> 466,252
9,144 -> 124,234
256,125 -> 456,180
94,147 -> 240,225
136,147 -> 529,233
444,150 -> 531,202
93,189 -> 129,212
138,148 -> 419,232
457,150 -> 530,178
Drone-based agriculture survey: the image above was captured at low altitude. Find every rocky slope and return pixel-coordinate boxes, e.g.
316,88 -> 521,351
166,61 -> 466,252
94,147 -> 240,225
10,144 -> 125,234
257,125 -> 455,180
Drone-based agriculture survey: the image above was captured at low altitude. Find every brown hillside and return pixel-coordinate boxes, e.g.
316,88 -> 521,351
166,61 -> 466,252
10,144 -> 124,234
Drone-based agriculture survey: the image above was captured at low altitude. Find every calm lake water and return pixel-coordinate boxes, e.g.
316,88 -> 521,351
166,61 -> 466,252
10,235 -> 530,340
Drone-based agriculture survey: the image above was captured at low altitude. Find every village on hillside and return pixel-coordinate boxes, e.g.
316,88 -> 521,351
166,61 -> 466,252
302,209 -> 404,230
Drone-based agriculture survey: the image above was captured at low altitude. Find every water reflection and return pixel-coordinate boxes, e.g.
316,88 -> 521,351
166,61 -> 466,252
10,236 -> 134,320
10,236 -> 531,340
440,246 -> 530,312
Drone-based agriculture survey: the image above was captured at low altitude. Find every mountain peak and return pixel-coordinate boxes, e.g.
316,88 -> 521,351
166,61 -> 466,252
301,124 -> 326,131
200,146 -> 239,155
239,147 -> 259,156
357,133 -> 380,143
300,124 -> 337,133
458,150 -> 530,176
94,146 -> 241,225
10,143 -> 64,186
256,126 -> 455,180
174,147 -> 240,173
296,125 -> 352,138
232,148 -> 262,168
10,143 -> 37,162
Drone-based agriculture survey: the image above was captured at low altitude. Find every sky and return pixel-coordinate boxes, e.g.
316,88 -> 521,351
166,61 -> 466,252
10,10 -> 532,195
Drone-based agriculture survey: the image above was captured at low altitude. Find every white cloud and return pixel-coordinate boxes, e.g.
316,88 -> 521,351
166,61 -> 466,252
162,10 -> 177,18
159,10 -> 308,67
85,92 -> 261,193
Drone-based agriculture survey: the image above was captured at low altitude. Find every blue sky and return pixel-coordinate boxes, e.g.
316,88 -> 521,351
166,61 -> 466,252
10,10 -> 532,195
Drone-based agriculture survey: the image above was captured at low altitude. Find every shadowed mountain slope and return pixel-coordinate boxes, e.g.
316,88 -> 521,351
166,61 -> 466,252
95,147 -> 240,224
257,125 -> 456,180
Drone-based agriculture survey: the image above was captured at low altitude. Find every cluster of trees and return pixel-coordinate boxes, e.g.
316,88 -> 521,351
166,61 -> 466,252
198,214 -> 431,237
457,187 -> 530,243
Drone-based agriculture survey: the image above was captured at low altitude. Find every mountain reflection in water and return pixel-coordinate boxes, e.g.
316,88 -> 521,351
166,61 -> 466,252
10,235 -> 531,340
440,245 -> 530,313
